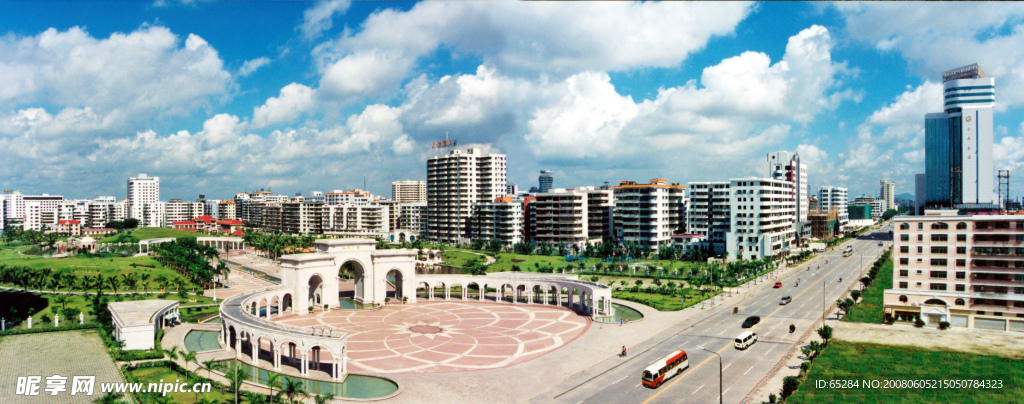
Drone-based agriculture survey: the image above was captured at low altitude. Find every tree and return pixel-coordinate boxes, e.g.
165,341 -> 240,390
861,276 -> 872,290
851,290 -> 862,301
243,392 -> 267,404
165,346 -> 180,362
816,325 -> 833,346
837,298 -> 854,314
281,377 -> 307,404
265,372 -> 282,403
202,358 -> 218,381
801,346 -> 813,360
882,208 -> 899,221
55,294 -> 70,311
227,366 -> 250,404
313,392 -> 336,404
122,218 -> 140,229
92,391 -> 127,404
781,376 -> 800,399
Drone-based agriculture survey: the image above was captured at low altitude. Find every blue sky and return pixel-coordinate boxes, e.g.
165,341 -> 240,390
2,1 -> 1024,203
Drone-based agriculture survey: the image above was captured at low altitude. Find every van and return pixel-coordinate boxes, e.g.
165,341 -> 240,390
735,331 -> 758,349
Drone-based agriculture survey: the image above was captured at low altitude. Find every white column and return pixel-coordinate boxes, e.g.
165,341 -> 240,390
252,337 -> 259,365
235,338 -> 242,360
301,353 -> 308,376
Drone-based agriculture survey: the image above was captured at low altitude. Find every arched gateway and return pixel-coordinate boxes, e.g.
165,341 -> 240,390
279,238 -> 417,306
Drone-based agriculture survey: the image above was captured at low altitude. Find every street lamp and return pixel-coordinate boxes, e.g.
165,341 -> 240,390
697,345 -> 723,404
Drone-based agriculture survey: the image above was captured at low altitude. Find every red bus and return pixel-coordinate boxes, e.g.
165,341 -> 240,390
641,349 -> 688,388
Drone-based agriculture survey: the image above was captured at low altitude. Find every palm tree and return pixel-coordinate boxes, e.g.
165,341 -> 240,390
202,358 -> 218,380
313,392 -> 336,404
183,351 -> 197,376
92,391 -> 126,404
165,346 -> 181,362
54,294 -> 69,311
244,392 -> 268,404
228,366 -> 251,404
265,372 -> 282,403
280,377 -> 306,404
107,276 -> 121,294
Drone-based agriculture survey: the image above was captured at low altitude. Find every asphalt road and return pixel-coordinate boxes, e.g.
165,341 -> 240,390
539,225 -> 893,404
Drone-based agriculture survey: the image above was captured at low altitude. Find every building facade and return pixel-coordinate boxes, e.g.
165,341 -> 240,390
725,178 -> 796,261
530,189 -> 588,246
539,170 -> 554,193
687,181 -> 731,255
391,181 -> 426,203
612,179 -> 687,250
470,197 -> 524,246
818,186 -> 849,224
880,179 -> 896,212
426,148 -> 507,243
885,212 -> 1024,332
127,174 -> 159,224
924,63 -> 996,209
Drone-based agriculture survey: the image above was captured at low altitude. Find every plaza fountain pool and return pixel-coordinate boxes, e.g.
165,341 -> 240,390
183,330 -> 222,353
339,297 -> 376,310
220,360 -> 399,399
595,303 -> 644,323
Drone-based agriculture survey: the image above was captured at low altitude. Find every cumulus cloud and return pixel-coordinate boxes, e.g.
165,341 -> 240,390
238,56 -> 271,77
0,26 -> 232,124
251,83 -> 316,128
299,0 -> 351,41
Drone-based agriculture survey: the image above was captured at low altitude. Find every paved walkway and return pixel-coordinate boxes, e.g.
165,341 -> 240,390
274,301 -> 590,374
201,267 -> 276,300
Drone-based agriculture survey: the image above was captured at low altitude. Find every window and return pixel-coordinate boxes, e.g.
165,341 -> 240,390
899,282 -> 909,288
956,259 -> 966,267
900,258 -> 909,265
930,283 -> 948,291
1016,275 -> 1024,282
900,234 -> 910,241
955,298 -> 966,305
957,246 -> 966,254
956,222 -> 968,230
1016,287 -> 1024,295
900,246 -> 909,253
918,234 -> 924,241
918,246 -> 924,254
957,234 -> 967,242
931,222 -> 949,230
932,246 -> 948,254
918,223 -> 924,230
899,295 -> 908,302
930,271 -> 948,279
957,272 -> 966,279
900,223 -> 910,230
900,270 -> 909,277
930,259 -> 948,266
931,234 -> 948,242
956,284 -> 966,292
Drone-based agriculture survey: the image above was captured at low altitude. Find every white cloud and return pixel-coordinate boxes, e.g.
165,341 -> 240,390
251,83 -> 315,128
318,50 -> 414,100
0,26 -> 232,124
238,56 -> 271,77
299,0 -> 352,41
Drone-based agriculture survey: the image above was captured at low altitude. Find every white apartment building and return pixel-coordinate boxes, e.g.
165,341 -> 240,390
530,189 -> 589,246
471,197 -> 524,246
391,181 -> 426,203
584,187 -> 614,242
3,190 -> 25,221
725,178 -> 796,260
427,147 -> 507,243
218,200 -> 237,220
613,179 -> 687,250
687,181 -> 731,255
325,189 -> 375,205
398,202 -> 427,235
372,200 -> 401,233
281,203 -> 324,234
323,204 -> 389,234
142,202 -> 166,228
818,186 -> 849,224
166,199 -> 205,225
127,174 -> 159,224
768,151 -> 808,222
880,178 -> 896,212
23,194 -> 63,231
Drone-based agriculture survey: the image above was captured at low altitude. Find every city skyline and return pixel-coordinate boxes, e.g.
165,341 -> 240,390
4,2 -> 1024,201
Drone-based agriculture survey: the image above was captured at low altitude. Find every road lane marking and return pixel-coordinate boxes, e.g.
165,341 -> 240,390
723,362 -> 733,371
744,364 -> 756,375
692,383 -> 705,395
614,374 -> 630,384
642,343 -> 730,404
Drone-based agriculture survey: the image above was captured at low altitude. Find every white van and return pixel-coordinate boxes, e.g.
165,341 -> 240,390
734,331 -> 758,350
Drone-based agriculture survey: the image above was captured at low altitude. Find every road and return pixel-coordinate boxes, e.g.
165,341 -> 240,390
536,225 -> 893,404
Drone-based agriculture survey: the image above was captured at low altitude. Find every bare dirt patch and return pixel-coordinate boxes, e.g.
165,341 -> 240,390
835,321 -> 1024,359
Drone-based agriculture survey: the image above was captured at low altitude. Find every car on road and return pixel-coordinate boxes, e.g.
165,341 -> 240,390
735,331 -> 758,349
779,296 -> 792,305
773,282 -> 783,288
741,316 -> 760,328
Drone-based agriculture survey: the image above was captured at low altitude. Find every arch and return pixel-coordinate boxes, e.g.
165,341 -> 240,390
931,222 -> 949,230
269,295 -> 280,318
308,274 -> 325,308
467,282 -> 481,300
258,298 -> 269,317
417,282 -> 431,300
433,281 -> 447,300
501,283 -> 515,303
955,298 -> 966,306
923,298 -> 948,306
900,223 -> 910,230
385,268 -> 406,301
281,293 -> 293,314
305,344 -> 339,378
339,259 -> 367,301
899,295 -> 908,303
956,222 -> 968,230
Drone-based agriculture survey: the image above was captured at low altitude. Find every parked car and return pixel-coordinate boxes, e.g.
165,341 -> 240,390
773,282 -> 783,288
779,296 -> 792,305
742,316 -> 761,328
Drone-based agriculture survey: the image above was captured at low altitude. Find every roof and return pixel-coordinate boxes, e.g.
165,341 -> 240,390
173,221 -> 196,225
108,300 -> 178,327
193,215 -> 217,223
83,228 -> 115,232
58,219 -> 80,225
218,219 -> 244,225
232,229 -> 245,236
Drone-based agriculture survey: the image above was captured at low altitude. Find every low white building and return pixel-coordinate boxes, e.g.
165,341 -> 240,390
108,300 -> 179,351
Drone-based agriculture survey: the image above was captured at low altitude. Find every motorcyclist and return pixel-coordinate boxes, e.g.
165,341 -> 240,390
839,277 -> 843,282
789,323 -> 796,333
622,346 -> 627,357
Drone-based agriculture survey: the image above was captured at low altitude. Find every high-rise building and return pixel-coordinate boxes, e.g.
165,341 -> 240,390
768,151 -> 808,222
530,189 -> 589,246
818,186 -> 849,224
915,173 -> 926,215
925,63 -> 996,208
470,197 -> 524,246
687,181 -> 731,255
398,202 -> 428,235
127,174 -> 159,224
612,179 -> 687,250
391,180 -> 426,203
426,147 -> 507,242
2,190 -> 24,221
23,194 -> 63,231
539,170 -> 554,193
506,184 -> 519,197
880,178 -> 895,212
726,178 -> 795,260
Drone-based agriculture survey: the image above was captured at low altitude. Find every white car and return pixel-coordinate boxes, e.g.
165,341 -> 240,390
779,296 -> 792,305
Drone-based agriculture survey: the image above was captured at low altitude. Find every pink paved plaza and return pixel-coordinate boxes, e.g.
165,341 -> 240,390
273,301 -> 590,374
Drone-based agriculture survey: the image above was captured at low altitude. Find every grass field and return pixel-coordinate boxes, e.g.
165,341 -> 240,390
441,251 -> 486,268
97,227 -> 226,243
612,288 -> 719,311
130,365 -> 233,404
0,247 -> 189,291
0,290 -> 217,329
843,254 -> 892,324
788,340 -> 1023,404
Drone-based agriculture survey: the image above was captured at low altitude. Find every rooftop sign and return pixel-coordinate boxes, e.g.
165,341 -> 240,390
943,63 -> 986,82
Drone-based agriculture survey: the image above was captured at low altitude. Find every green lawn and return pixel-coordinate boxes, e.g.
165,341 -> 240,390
0,247 -> 188,292
788,340 -> 1023,404
130,365 -> 233,404
843,254 -> 892,324
441,251 -> 485,268
98,227 -> 225,243
612,288 -> 719,311
1,290 -> 217,330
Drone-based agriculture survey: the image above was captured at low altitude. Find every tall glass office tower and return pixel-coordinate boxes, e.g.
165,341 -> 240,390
925,63 -> 996,207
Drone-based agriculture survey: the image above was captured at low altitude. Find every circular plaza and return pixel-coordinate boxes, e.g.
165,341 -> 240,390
272,300 -> 590,374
